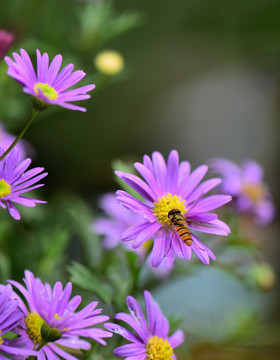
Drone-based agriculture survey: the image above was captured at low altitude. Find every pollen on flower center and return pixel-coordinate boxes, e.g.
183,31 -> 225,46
0,330 -> 3,346
146,336 -> 173,360
153,193 -> 187,226
243,183 -> 265,203
0,179 -> 11,198
25,312 -> 44,344
34,82 -> 58,100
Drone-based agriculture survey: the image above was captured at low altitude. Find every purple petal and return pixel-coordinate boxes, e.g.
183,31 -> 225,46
43,346 -> 61,360
47,343 -> 78,360
191,195 -> 232,213
126,355 -> 147,360
209,158 -> 241,178
19,49 -> 37,84
126,296 -> 148,336
37,50 -> 49,83
52,63 -> 74,88
144,290 -> 157,335
12,172 -> 47,190
179,165 -> 208,200
152,151 -> 167,192
177,161 -> 191,189
115,171 -> 157,202
115,312 -> 147,342
172,234 -> 192,260
143,154 -> 153,172
187,213 -> 217,222
132,222 -> 161,248
120,221 -> 151,242
242,160 -> 263,183
52,101 -> 87,112
166,150 -> 179,193
151,232 -> 166,267
186,178 -> 222,204
1,344 -> 37,357
116,190 -> 155,222
168,330 -> 184,348
164,242 -> 174,269
104,323 -> 142,343
188,219 -> 230,236
134,162 -> 162,197
6,201 -> 20,220
55,338 -> 90,350
72,300 -> 97,320
7,197 -> 40,207
191,243 -> 210,265
56,70 -> 86,92
46,54 -> 62,84
114,343 -> 146,358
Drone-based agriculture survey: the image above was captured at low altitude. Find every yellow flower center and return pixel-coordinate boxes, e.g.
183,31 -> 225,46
25,312 -> 44,344
146,336 -> 173,360
0,179 -> 11,198
153,194 -> 187,227
34,83 -> 58,100
243,183 -> 265,203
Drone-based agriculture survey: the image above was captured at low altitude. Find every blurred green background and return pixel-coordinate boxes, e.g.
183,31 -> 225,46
0,0 -> 280,359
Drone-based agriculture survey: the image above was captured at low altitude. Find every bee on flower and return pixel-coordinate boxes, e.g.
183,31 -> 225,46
115,150 -> 231,268
209,158 -> 275,226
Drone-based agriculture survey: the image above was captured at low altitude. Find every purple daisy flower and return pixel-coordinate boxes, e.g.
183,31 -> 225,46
0,29 -> 14,60
0,284 -> 37,359
8,270 -> 112,360
115,150 -> 231,267
4,49 -> 95,112
210,158 -> 275,226
105,290 -> 184,360
0,147 -> 47,220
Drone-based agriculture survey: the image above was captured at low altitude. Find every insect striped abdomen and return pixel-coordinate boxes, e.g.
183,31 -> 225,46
168,209 -> 193,246
176,226 -> 192,245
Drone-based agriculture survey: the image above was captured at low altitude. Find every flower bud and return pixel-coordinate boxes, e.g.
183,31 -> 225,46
248,262 -> 276,291
0,29 -> 14,60
94,50 -> 124,76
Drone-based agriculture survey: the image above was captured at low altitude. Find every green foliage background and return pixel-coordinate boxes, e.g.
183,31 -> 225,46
0,1 -> 280,359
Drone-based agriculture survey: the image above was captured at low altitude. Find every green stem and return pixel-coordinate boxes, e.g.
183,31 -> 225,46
0,108 -> 39,161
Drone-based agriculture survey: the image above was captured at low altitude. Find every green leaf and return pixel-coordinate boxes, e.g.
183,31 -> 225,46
38,227 -> 70,275
0,252 -> 11,282
68,262 -> 113,304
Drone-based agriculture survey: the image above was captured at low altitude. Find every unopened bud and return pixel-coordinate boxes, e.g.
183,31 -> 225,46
94,50 -> 124,76
0,30 -> 14,60
248,262 -> 276,291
